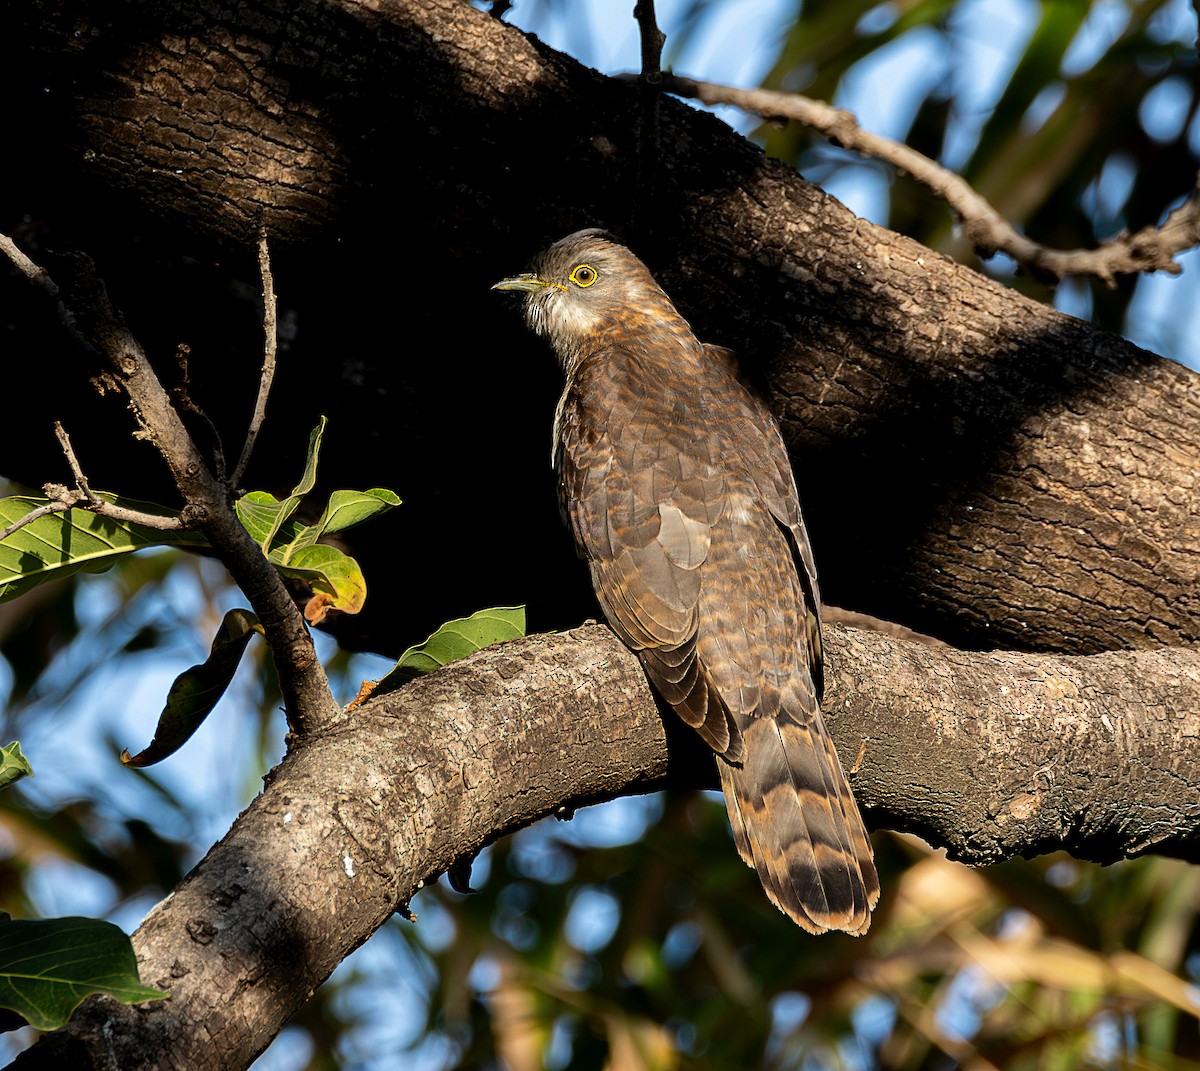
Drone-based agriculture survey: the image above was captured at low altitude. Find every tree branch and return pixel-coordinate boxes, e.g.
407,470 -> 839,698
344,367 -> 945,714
0,430 -> 194,544
0,237 -> 338,734
50,422 -> 191,530
8,0 -> 1200,655
14,623 -> 1199,1068
657,74 -> 1200,284
170,344 -> 228,484
4,6 -> 1199,1067
229,232 -> 278,490
633,0 -> 665,237
0,500 -> 73,543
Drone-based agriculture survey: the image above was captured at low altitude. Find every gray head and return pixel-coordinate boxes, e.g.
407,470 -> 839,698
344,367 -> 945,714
493,229 -> 679,367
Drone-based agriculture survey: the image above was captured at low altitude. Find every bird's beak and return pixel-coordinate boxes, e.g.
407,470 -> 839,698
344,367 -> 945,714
492,273 -> 556,293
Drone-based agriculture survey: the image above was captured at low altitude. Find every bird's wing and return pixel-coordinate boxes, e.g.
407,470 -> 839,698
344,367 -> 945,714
698,344 -> 877,933
702,344 -> 823,699
559,343 -> 878,934
557,349 -> 742,759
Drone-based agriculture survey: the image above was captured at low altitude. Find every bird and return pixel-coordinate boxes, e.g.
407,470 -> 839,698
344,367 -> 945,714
493,229 -> 879,935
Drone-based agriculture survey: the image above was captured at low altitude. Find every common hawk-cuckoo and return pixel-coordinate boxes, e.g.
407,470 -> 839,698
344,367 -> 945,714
494,230 -> 879,935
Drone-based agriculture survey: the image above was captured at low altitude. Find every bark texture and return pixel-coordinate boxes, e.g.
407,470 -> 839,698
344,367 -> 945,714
13,624 -> 1200,1070
3,1 -> 1200,1066
3,0 -> 1198,655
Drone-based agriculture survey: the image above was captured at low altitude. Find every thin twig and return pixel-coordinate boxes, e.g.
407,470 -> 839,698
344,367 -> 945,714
0,233 -> 96,351
658,74 -> 1200,284
0,500 -> 74,543
54,421 -> 96,503
81,501 -> 190,529
632,0 -> 665,239
172,343 -> 228,482
0,231 -> 337,732
52,421 -> 191,530
0,485 -> 186,546
231,231 -> 278,489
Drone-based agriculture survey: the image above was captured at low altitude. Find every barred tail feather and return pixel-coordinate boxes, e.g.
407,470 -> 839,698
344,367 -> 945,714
718,712 -> 879,936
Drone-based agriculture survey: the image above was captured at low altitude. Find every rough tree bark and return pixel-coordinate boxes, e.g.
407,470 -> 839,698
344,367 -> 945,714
5,0 -> 1198,654
2,0 -> 1199,1067
12,625 -> 1200,1070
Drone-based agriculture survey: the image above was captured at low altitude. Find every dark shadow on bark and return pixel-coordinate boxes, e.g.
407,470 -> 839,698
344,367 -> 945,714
2,0 -> 1197,661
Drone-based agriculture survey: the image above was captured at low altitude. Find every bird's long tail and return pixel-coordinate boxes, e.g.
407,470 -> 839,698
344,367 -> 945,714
717,707 -> 879,935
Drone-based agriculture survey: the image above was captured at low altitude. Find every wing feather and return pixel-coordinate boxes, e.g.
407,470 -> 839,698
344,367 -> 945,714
556,337 -> 874,933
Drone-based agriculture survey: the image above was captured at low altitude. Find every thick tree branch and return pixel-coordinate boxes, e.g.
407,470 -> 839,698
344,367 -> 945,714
14,623 -> 1199,1069
6,0 -> 1200,656
3,7 -> 1198,1067
657,74 -> 1200,284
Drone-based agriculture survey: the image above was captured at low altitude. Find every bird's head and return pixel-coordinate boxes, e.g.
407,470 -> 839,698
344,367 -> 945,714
493,229 -> 677,369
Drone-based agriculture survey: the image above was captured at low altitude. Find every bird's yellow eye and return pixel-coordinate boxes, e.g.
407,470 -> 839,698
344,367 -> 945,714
569,263 -> 599,288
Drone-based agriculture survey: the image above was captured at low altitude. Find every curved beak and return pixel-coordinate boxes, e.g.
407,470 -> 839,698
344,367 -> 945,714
492,273 -> 548,293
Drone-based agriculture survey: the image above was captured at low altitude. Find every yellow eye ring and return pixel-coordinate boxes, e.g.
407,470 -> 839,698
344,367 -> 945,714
569,263 -> 599,288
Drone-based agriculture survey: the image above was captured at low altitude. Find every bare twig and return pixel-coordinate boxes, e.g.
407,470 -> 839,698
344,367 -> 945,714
0,500 -> 74,543
0,490 -> 186,545
658,74 -> 1200,284
52,421 -> 191,530
230,231 -> 278,489
0,232 -> 337,733
79,500 -> 190,530
634,0 -> 664,82
173,343 -> 228,482
632,0 -> 666,238
54,421 -> 96,502
0,233 -> 95,350
0,421 -> 197,544
489,0 -> 512,18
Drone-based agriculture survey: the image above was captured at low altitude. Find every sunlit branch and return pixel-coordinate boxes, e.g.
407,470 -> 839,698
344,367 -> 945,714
634,0 -> 664,82
0,500 -> 72,543
658,74 -> 1200,285
52,421 -> 191,530
230,231 -> 278,490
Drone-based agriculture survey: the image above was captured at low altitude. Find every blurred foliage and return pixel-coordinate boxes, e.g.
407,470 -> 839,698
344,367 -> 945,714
3,0 -> 1200,1068
372,803 -> 1200,1071
744,0 -> 1200,335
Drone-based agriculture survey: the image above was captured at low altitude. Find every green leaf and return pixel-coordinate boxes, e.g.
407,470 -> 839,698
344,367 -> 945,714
232,490 -> 286,547
0,743 -> 33,791
0,915 -> 166,1031
0,495 -> 205,606
377,606 -> 526,692
121,609 -> 262,768
310,488 -> 402,538
235,488 -> 400,568
257,416 -> 327,552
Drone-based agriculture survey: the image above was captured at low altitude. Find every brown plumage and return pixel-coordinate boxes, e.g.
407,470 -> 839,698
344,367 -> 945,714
494,229 -> 879,934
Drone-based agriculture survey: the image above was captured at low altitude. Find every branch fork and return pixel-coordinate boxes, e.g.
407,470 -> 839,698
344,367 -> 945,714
0,230 -> 338,733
